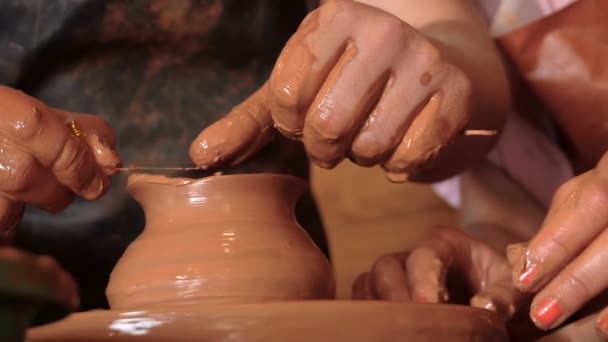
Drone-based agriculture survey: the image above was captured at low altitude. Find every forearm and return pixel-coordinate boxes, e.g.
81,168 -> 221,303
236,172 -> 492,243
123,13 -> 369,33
353,0 -> 511,181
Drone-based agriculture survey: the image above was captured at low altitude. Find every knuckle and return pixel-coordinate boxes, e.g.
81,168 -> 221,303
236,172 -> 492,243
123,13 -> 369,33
565,270 -> 595,299
13,106 -> 44,140
582,174 -> 608,207
451,67 -> 473,96
545,235 -> 572,262
268,76 -> 298,112
378,15 -> 406,41
53,136 -> 91,175
308,113 -> 347,144
552,178 -> 577,204
418,42 -> 443,70
322,0 -> 354,18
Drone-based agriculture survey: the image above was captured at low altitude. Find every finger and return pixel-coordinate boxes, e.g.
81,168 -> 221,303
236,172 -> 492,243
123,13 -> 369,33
301,41 -> 389,168
0,248 -> 79,309
189,85 -> 275,168
515,171 -> 608,292
506,175 -> 587,277
267,1 -> 355,137
55,110 -> 122,175
0,86 -> 108,199
352,272 -> 373,300
0,196 -> 24,242
350,40 -> 441,166
471,264 -> 524,319
368,253 -> 411,301
0,140 -> 73,212
529,227 -> 608,330
34,254 -> 80,309
405,246 -> 448,303
381,66 -> 472,182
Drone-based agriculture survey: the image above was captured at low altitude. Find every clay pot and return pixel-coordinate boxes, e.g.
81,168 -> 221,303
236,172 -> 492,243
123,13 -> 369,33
106,173 -> 334,309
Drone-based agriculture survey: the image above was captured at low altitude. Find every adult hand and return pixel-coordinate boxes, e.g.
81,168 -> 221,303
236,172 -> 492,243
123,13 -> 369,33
508,152 -> 608,334
190,0 -> 474,182
0,86 -> 121,238
353,226 -> 524,320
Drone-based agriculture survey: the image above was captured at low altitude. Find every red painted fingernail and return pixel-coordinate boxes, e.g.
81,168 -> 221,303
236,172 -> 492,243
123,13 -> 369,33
532,297 -> 562,330
416,296 -> 427,303
518,263 -> 538,288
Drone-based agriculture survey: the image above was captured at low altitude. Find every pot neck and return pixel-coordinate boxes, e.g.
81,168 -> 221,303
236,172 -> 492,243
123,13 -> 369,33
127,173 -> 308,224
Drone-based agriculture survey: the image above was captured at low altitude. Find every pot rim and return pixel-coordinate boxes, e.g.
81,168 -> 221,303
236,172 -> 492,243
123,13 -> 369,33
126,172 -> 308,190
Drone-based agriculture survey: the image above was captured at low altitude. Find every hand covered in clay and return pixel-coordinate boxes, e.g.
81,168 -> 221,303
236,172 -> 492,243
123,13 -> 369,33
0,86 -> 121,239
352,226 -> 524,319
508,152 -> 608,334
190,0 -> 474,182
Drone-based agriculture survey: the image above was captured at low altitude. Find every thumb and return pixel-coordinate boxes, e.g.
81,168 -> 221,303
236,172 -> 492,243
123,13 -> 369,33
189,83 -> 275,169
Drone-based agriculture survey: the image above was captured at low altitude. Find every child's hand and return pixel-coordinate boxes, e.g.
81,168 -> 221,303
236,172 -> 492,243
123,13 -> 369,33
352,226 -> 524,320
508,152 -> 608,334
190,0 -> 475,182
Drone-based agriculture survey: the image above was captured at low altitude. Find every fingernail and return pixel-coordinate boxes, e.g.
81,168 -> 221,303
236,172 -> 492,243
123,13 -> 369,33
415,296 -> 427,303
518,263 -> 539,289
532,297 -> 562,330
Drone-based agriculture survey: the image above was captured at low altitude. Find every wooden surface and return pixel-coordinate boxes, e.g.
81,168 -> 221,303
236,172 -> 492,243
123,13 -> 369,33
310,161 -> 458,299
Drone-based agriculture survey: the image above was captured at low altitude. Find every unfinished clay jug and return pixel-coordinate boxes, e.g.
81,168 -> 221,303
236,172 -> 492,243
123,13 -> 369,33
106,173 -> 334,309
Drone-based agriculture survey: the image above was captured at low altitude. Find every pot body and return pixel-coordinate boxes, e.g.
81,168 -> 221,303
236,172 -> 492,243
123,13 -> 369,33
106,174 -> 334,310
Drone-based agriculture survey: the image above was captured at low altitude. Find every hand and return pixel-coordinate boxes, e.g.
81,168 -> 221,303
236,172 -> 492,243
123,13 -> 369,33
508,152 -> 608,333
352,226 -> 524,319
0,246 -> 79,310
190,0 -> 474,182
0,86 -> 121,238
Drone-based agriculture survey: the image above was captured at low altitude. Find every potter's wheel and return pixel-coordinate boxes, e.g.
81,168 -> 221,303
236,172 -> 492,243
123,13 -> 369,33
27,301 -> 507,341
22,174 -> 507,341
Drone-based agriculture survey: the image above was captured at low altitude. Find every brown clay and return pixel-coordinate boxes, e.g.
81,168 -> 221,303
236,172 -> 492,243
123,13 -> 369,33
106,173 -> 335,309
385,90 -> 445,182
26,173 -> 508,341
27,301 -> 507,342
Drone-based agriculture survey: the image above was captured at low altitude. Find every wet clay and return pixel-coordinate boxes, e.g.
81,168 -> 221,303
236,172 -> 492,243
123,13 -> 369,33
188,86 -> 276,169
190,2 -> 479,179
27,301 -> 508,342
384,91 -> 446,182
25,173 -> 507,342
106,173 -> 334,309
